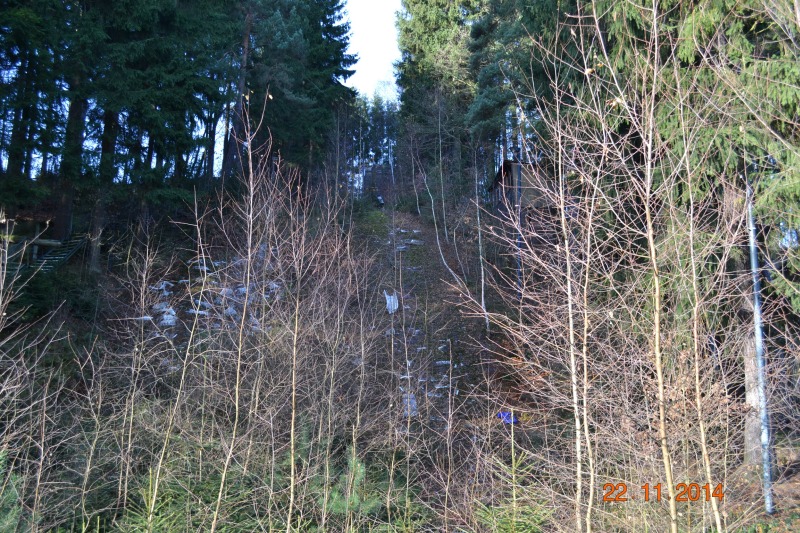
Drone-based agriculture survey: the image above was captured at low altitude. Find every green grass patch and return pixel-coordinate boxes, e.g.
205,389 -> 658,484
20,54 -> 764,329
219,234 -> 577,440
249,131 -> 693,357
399,242 -> 425,265
734,513 -> 800,533
352,205 -> 389,240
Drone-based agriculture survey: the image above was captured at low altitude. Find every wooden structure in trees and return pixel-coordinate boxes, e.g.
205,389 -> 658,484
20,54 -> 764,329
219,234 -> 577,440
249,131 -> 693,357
488,160 -> 556,213
2,234 -> 88,282
487,160 -> 563,274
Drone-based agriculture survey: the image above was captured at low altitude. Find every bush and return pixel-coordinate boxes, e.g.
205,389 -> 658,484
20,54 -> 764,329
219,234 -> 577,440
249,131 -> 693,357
0,450 -> 29,531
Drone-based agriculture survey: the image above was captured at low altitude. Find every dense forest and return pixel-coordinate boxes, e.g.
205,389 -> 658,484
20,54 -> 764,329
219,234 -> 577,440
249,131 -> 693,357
2,0 -> 800,531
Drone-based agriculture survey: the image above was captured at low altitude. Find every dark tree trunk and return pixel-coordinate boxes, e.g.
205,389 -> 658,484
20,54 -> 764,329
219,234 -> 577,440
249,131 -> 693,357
7,53 -> 34,183
40,151 -> 49,177
221,11 -> 253,180
206,114 -> 217,187
131,128 -> 144,175
145,135 -> 155,170
174,152 -> 187,185
6,103 -> 25,179
23,137 -> 34,181
55,81 -> 88,241
38,89 -> 60,178
89,109 -> 118,272
136,135 -> 157,233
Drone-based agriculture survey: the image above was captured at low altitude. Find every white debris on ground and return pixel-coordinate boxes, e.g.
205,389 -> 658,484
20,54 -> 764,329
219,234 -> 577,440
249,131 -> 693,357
148,281 -> 174,296
384,290 -> 399,314
386,224 -> 476,426
402,392 -> 419,417
132,252 -> 287,369
157,308 -> 177,327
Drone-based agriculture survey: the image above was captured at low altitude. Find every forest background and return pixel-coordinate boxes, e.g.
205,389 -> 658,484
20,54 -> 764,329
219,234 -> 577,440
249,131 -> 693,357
1,0 -> 800,531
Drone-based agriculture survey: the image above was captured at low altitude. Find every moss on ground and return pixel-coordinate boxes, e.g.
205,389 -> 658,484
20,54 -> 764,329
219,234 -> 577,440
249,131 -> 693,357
353,207 -> 389,240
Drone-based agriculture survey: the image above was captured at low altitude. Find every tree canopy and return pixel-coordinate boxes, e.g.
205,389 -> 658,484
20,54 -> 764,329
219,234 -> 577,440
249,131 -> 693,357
0,0 -> 356,230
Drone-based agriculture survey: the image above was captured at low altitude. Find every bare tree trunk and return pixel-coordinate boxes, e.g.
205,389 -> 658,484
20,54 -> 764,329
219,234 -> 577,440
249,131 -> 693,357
436,89 -> 448,243
474,146 -> 489,332
552,83 -> 584,532
743,336 -> 762,465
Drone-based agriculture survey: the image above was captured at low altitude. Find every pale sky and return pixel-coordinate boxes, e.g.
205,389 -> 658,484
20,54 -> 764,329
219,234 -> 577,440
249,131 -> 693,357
344,0 -> 402,101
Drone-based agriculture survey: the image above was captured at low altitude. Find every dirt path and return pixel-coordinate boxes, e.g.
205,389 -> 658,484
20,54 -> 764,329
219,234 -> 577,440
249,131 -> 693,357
371,208 -> 490,433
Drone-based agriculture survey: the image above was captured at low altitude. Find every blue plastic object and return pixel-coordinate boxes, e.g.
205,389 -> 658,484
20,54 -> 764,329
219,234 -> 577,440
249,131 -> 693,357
497,411 -> 518,425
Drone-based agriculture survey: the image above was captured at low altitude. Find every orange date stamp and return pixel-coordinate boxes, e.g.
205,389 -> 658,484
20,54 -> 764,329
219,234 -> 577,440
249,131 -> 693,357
602,482 -> 725,502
